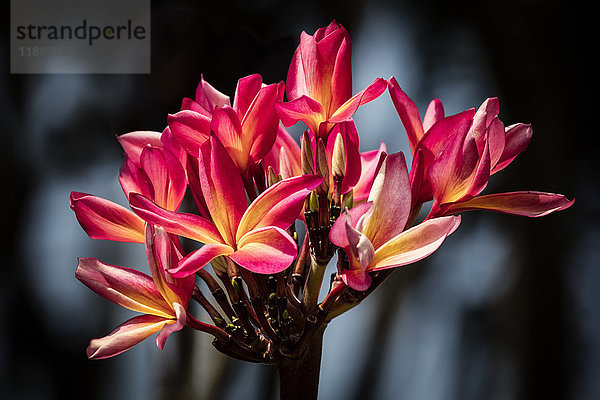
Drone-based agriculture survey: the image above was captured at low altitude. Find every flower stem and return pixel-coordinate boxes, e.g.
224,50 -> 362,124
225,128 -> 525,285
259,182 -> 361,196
278,325 -> 325,400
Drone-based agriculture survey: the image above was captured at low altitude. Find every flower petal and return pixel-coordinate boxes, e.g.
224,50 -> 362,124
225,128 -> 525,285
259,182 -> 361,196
422,98 -> 445,133
156,302 -> 186,350
230,226 -> 297,274
140,146 -> 186,211
197,136 -> 246,244
167,110 -> 211,156
76,257 -> 173,318
492,123 -> 532,174
169,243 -> 234,278
369,216 -> 461,271
276,95 -> 326,136
388,77 -> 424,153
363,152 -> 412,248
352,143 -> 386,202
440,191 -> 574,217
329,202 -> 373,246
70,192 -> 145,243
116,131 -> 163,166
340,268 -> 372,291
195,74 -> 231,111
210,106 -> 248,171
86,314 -> 168,359
236,174 -> 323,240
329,77 -> 387,124
129,193 -> 223,245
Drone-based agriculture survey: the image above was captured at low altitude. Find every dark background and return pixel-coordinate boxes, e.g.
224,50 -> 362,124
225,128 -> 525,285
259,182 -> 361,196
1,0 -> 596,399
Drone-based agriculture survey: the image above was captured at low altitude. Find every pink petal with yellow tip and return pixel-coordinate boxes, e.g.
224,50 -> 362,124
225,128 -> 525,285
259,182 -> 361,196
169,243 -> 234,278
237,174 -> 323,239
363,152 -> 412,248
369,216 -> 461,271
440,191 -> 574,217
129,193 -> 223,245
276,95 -> 326,135
75,257 -> 173,318
86,314 -> 169,359
70,192 -> 145,243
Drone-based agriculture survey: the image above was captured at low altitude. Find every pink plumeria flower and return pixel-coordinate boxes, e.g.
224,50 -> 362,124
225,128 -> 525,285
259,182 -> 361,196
388,77 -> 574,218
168,74 -> 283,178
130,135 -> 323,276
76,226 -> 195,359
330,152 -> 460,291
277,21 -> 387,139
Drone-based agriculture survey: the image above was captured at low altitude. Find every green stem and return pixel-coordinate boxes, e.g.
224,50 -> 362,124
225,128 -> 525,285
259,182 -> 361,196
302,257 -> 328,318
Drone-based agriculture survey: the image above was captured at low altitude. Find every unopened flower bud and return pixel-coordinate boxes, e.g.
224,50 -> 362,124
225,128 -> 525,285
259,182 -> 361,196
309,190 -> 320,213
331,133 -> 346,179
211,256 -> 228,275
267,166 -> 281,187
301,131 -> 314,175
341,189 -> 354,210
316,138 -> 329,193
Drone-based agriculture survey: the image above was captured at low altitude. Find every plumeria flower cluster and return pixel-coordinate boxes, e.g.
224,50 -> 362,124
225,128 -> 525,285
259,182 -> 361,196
71,20 -> 573,386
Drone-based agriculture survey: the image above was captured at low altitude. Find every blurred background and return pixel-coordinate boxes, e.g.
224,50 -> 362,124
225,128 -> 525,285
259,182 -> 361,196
1,0 -> 596,399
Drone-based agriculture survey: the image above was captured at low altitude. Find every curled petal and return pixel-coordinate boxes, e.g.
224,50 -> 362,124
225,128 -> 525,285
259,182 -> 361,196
492,123 -> 532,174
440,191 -> 574,217
70,192 -> 145,243
116,131 -> 162,166
211,106 -> 247,170
86,314 -> 168,359
230,226 -> 297,274
167,110 -> 211,156
169,243 -> 234,278
329,202 -> 373,250
243,82 -> 284,163
340,268 -> 372,292
369,216 -> 461,271
156,302 -> 186,350
276,95 -> 326,136
233,74 -> 263,118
